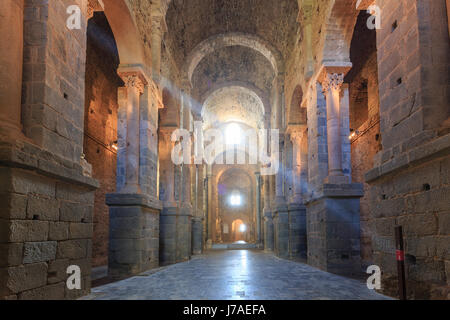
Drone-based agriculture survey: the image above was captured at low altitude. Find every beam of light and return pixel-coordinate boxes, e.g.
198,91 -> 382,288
239,224 -> 247,232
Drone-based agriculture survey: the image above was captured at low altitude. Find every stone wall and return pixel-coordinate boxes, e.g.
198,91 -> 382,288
84,13 -> 121,268
0,0 -> 100,300
0,164 -> 96,299
22,0 -> 87,163
365,0 -> 450,299
367,156 -> 449,299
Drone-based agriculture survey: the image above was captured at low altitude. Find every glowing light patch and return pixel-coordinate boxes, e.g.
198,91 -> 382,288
239,224 -> 247,232
229,194 -> 242,206
225,123 -> 243,145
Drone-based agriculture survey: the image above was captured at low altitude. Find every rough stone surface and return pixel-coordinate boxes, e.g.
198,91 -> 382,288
23,241 -> 57,264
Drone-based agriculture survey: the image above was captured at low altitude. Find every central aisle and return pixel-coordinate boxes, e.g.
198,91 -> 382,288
83,250 -> 392,300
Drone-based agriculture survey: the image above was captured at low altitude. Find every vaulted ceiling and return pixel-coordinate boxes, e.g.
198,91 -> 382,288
165,0 -> 299,122
166,0 -> 299,69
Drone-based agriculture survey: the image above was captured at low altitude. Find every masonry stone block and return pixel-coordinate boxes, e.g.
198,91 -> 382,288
0,193 -> 27,220
0,263 -> 48,296
8,220 -> 49,242
23,241 -> 57,264
18,282 -> 65,300
26,196 -> 59,221
68,223 -> 93,240
0,243 -> 23,267
48,222 -> 68,241
47,259 -> 69,285
60,202 -> 93,223
57,240 -> 89,260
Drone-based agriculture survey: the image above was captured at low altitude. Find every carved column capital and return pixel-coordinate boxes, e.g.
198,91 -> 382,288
290,131 -> 304,145
122,75 -> 145,94
321,73 -> 345,94
118,66 -> 150,95
317,63 -> 352,95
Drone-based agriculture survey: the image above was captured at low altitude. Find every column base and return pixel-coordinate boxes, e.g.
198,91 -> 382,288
274,202 -> 289,259
177,205 -> 193,262
263,209 -> 274,252
159,206 -> 178,266
306,183 -> 364,276
288,202 -> 307,260
324,174 -> 350,184
191,217 -> 203,255
106,193 -> 162,279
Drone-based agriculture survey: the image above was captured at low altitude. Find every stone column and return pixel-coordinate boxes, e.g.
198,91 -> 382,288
290,132 -> 303,203
0,0 -> 24,139
158,126 -> 178,266
287,131 -> 307,260
305,64 -> 364,276
255,172 -> 262,246
203,171 -> 209,248
118,68 -> 149,194
158,127 -> 177,205
262,172 -> 273,251
192,165 -> 203,254
206,168 -> 213,248
107,66 -> 161,279
177,90 -> 192,262
318,65 -> 351,184
273,80 -> 289,257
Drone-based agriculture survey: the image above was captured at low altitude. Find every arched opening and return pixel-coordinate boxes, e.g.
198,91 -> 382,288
288,85 -> 305,125
231,219 -> 248,242
215,167 -> 256,244
83,12 -> 122,276
344,10 -> 381,269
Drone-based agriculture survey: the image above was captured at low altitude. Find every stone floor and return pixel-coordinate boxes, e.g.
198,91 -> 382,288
82,250 -> 393,300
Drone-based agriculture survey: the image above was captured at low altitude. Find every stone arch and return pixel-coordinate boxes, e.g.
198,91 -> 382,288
287,85 -> 306,125
102,0 -> 146,65
215,166 -> 257,243
183,32 -> 285,84
201,81 -> 271,116
159,87 -> 180,127
321,0 -> 361,64
202,86 -> 266,130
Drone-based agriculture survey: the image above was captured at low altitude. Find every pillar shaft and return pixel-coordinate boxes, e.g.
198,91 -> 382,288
159,127 -> 177,206
255,172 -> 262,244
290,132 -> 303,203
318,65 -> 351,185
118,69 -> 149,193
206,170 -> 213,244
323,73 -> 344,177
0,0 -> 24,137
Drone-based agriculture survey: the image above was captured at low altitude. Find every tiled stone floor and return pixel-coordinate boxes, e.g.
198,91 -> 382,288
82,250 -> 392,300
